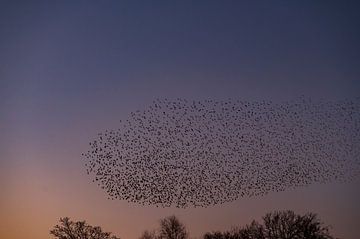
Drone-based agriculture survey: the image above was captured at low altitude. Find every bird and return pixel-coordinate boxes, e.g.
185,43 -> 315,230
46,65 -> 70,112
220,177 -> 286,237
82,96 -> 360,208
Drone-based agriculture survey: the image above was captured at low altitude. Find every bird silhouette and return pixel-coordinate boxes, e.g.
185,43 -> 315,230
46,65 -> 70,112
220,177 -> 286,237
82,96 -> 360,208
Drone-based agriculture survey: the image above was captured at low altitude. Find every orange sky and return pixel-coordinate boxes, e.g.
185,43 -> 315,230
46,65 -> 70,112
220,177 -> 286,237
1,147 -> 359,239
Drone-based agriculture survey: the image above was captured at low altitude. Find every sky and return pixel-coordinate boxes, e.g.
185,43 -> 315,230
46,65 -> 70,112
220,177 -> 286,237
1,1 -> 360,239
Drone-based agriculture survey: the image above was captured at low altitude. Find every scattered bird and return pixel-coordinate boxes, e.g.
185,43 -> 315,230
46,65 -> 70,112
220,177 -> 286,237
82,97 -> 360,208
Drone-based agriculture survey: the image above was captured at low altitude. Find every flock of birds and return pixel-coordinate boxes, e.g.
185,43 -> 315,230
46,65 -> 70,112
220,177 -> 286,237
82,97 -> 360,208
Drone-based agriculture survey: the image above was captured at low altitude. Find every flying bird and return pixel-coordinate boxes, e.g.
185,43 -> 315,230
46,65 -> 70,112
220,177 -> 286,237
82,97 -> 360,208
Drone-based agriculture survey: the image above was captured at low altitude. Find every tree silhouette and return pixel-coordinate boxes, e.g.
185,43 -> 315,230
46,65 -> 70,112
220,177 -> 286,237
139,216 -> 188,239
204,222 -> 265,239
262,211 -> 333,239
50,217 -> 120,239
203,210 -> 334,239
139,230 -> 157,239
159,215 -> 188,239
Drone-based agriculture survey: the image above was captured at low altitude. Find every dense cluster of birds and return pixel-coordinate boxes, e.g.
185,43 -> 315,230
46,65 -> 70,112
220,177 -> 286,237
82,97 -> 360,208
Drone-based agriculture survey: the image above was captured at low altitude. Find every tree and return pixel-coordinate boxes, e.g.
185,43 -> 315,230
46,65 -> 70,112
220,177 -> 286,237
50,217 -> 120,239
139,230 -> 157,239
203,210 -> 334,239
234,221 -> 265,239
159,215 -> 188,239
204,222 -> 265,239
262,210 -> 333,239
139,216 -> 188,239
204,231 -> 225,239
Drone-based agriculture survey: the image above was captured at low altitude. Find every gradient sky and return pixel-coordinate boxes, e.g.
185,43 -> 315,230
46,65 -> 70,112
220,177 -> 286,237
1,1 -> 360,239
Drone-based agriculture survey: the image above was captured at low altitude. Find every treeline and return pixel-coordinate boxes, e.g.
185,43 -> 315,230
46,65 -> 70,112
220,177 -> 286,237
50,210 -> 336,239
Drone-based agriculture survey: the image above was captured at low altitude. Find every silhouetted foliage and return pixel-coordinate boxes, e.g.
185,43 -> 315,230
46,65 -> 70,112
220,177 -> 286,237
203,210 -> 334,239
204,231 -> 225,239
50,217 -> 120,239
204,221 -> 265,239
139,216 -> 188,239
139,230 -> 157,239
159,216 -> 188,239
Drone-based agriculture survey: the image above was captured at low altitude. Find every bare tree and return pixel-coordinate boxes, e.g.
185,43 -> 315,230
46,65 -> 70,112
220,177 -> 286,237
50,217 -> 120,239
263,210 -> 333,239
159,215 -> 188,239
204,222 -> 265,239
139,230 -> 157,239
234,221 -> 266,239
203,231 -> 224,239
203,210 -> 334,239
